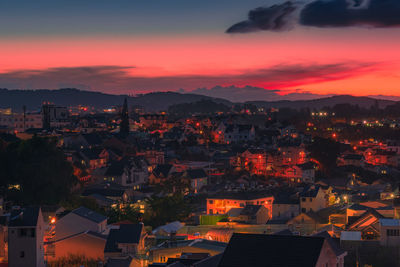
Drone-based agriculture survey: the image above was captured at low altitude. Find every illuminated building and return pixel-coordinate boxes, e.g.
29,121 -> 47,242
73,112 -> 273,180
206,192 -> 274,218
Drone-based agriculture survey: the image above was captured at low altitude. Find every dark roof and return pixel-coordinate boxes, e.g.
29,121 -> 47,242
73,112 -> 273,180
105,159 -> 129,177
82,183 -> 127,198
218,233 -> 325,267
82,133 -> 103,146
106,257 -> 133,267
104,224 -> 143,253
273,229 -> 293,236
153,164 -> 173,177
210,191 -> 273,201
298,162 -> 315,170
240,205 -> 262,216
193,253 -> 223,267
312,231 -> 346,257
186,169 -> 207,179
300,186 -> 321,198
9,207 -> 40,227
343,154 -> 363,160
80,148 -> 99,160
71,207 -> 107,224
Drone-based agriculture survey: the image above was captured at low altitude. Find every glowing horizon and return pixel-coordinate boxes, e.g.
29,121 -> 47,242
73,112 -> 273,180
1,0 -> 400,99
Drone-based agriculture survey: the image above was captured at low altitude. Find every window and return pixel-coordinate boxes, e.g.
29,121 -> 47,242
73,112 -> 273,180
19,229 -> 27,237
387,229 -> 400,236
209,200 -> 214,204
20,251 -> 25,258
302,198 -> 306,202
301,208 -> 306,213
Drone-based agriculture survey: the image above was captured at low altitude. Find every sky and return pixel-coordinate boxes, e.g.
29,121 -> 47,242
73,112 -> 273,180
1,0 -> 400,100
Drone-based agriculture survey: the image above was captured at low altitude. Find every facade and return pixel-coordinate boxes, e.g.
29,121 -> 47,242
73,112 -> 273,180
300,186 -> 327,213
0,112 -> 43,132
380,219 -> 400,246
55,207 -> 107,241
8,207 -> 45,267
207,193 -> 274,218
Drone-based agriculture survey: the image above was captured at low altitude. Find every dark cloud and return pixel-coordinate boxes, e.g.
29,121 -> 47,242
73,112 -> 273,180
226,1 -> 298,33
190,85 -> 331,102
300,0 -> 400,27
0,62 -> 376,94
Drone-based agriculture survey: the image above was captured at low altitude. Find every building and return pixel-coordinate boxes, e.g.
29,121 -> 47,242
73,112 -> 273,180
42,104 -> 69,129
218,233 -> 344,267
49,231 -> 106,261
300,186 -> 327,213
207,192 -> 274,218
8,207 -> 45,267
185,169 -> 208,194
55,207 -> 107,241
236,205 -> 269,224
379,218 -> 400,246
151,239 -> 226,264
104,223 -> 147,259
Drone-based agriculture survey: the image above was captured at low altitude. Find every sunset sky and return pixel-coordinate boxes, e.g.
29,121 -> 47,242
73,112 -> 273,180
1,0 -> 400,99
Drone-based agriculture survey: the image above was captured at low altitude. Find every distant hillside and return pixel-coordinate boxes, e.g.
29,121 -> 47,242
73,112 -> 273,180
247,95 -> 396,110
0,88 -> 232,112
0,89 -> 396,113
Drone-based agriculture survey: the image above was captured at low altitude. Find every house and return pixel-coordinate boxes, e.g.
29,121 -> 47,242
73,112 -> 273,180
104,157 -> 148,188
298,162 -> 316,183
185,169 -> 208,194
152,221 -> 184,237
236,205 -> 269,224
150,164 -> 176,184
300,185 -> 327,213
234,149 -> 267,175
50,231 -> 107,261
205,229 -> 234,243
337,154 -> 365,167
272,195 -> 300,220
151,239 -> 227,264
55,207 -> 107,241
79,148 -> 107,169
379,218 -> 400,246
218,233 -> 344,267
8,207 -> 45,267
347,209 -> 384,240
82,182 -> 132,204
104,223 -> 147,259
223,125 -> 255,144
206,192 -> 274,218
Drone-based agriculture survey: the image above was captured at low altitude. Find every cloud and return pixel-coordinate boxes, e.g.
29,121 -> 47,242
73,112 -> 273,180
190,85 -> 332,102
229,0 -> 400,33
300,0 -> 400,28
226,1 -> 298,33
0,62 -> 376,95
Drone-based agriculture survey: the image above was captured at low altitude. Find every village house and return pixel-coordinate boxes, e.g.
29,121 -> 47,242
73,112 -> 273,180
300,185 -> 327,213
151,239 -> 226,264
8,207 -> 45,267
104,223 -> 147,262
207,192 -> 274,218
55,207 -> 107,241
218,233 -> 345,267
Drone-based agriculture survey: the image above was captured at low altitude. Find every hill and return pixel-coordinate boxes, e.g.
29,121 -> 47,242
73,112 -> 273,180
247,95 -> 396,110
0,88 -> 232,112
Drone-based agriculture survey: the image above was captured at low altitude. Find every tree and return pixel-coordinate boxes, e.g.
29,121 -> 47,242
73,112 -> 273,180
0,136 -> 77,205
107,205 -> 141,224
144,194 -> 191,227
120,98 -> 130,135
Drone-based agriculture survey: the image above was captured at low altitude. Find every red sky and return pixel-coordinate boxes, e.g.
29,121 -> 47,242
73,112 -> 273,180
1,1 -> 400,98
